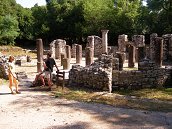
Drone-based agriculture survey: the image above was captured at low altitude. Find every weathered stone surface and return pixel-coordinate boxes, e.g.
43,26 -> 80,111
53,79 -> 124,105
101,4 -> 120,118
63,58 -> 70,70
71,44 -> 78,58
69,54 -> 112,93
101,30 -> 109,54
162,34 -> 172,61
55,39 -> 66,59
128,45 -> 135,68
154,37 -> 163,67
118,34 -> 128,52
36,38 -> 43,72
85,47 -> 94,66
132,35 -> 145,47
49,40 -> 56,58
60,53 -> 66,66
150,33 -> 158,61
0,61 -> 8,79
138,46 -> 145,62
87,36 -> 103,57
76,45 -> 82,64
65,45 -> 71,61
116,52 -> 124,71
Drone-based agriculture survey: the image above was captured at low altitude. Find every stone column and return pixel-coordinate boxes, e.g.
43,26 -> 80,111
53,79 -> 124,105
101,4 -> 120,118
55,40 -> 61,59
85,47 -> 94,66
60,53 -> 65,66
154,37 -> 163,67
132,35 -> 145,47
65,45 -> 71,61
135,48 -> 138,62
90,36 -> 94,48
116,52 -> 124,71
36,39 -> 43,72
118,34 -> 128,52
49,40 -> 55,58
76,45 -> 82,64
101,30 -> 109,54
150,33 -> 158,61
63,58 -> 70,70
128,45 -> 135,68
138,46 -> 145,62
72,44 -> 77,58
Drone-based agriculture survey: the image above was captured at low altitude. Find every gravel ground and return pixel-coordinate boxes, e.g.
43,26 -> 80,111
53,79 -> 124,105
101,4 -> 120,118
0,84 -> 172,129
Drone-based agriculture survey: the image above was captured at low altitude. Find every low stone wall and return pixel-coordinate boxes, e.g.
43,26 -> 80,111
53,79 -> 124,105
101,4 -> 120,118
69,54 -> 171,91
69,54 -> 112,92
112,59 -> 170,89
0,56 -> 8,79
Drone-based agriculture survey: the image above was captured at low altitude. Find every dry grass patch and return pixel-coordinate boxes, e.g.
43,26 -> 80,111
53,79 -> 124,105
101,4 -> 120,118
53,86 -> 172,112
115,88 -> 172,102
0,45 -> 36,58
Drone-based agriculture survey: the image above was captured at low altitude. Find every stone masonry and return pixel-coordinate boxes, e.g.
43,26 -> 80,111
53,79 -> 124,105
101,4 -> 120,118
69,54 -> 112,93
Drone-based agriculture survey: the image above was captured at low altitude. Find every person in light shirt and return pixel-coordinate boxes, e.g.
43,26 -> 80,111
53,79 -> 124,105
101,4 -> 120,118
8,56 -> 21,94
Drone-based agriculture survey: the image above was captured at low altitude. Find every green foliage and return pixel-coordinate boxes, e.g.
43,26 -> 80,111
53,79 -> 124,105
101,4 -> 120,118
0,15 -> 19,45
81,0 -> 114,35
31,5 -> 49,39
16,6 -> 34,40
0,0 -> 172,45
0,0 -> 18,17
146,0 -> 172,34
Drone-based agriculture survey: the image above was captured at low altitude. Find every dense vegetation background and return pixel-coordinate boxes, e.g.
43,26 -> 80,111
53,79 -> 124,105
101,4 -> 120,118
0,0 -> 171,46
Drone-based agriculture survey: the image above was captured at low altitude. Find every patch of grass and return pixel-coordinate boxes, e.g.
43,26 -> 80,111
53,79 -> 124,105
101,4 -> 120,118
53,86 -> 172,112
0,45 -> 36,58
115,88 -> 172,101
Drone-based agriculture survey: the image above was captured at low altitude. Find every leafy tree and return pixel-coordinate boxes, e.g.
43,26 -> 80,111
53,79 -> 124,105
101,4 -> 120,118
146,0 -> 172,34
0,0 -> 18,17
16,5 -> 34,40
31,5 -> 49,41
0,15 -> 19,45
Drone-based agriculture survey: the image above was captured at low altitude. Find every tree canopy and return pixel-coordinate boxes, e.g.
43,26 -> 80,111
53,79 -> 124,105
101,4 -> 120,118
0,0 -> 172,45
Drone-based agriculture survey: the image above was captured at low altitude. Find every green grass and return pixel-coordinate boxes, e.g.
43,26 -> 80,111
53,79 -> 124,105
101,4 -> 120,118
53,86 -> 172,112
115,88 -> 172,101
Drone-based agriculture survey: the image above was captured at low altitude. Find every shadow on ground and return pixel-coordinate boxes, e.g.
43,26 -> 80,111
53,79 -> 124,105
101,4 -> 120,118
9,85 -> 172,128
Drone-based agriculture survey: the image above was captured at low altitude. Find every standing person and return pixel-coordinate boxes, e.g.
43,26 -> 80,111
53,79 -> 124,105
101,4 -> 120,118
43,52 -> 58,89
8,56 -> 21,94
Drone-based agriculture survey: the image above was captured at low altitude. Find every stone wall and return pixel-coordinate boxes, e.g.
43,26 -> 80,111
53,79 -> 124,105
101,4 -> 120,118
0,56 -> 9,79
69,54 -> 112,92
112,58 -> 170,89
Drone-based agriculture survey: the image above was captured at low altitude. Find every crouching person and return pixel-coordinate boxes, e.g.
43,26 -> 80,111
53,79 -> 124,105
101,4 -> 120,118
32,69 -> 51,88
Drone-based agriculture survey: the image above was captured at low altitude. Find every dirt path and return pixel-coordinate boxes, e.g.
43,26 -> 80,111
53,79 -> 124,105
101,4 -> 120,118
0,84 -> 171,129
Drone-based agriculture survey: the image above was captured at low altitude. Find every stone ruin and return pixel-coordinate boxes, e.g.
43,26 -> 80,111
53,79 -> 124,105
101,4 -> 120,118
50,39 -> 66,59
1,30 -> 171,92
0,54 -> 30,80
34,30 -> 172,92
0,56 -> 9,79
66,31 -> 172,92
69,54 -> 113,93
0,31 -> 169,92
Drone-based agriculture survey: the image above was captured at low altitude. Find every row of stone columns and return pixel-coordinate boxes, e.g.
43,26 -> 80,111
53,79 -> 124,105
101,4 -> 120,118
59,44 -> 94,69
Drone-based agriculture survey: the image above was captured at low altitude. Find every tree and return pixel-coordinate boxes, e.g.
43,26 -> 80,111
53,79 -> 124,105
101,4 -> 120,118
31,5 -> 49,41
16,5 -> 34,40
0,15 -> 19,45
146,0 -> 172,34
